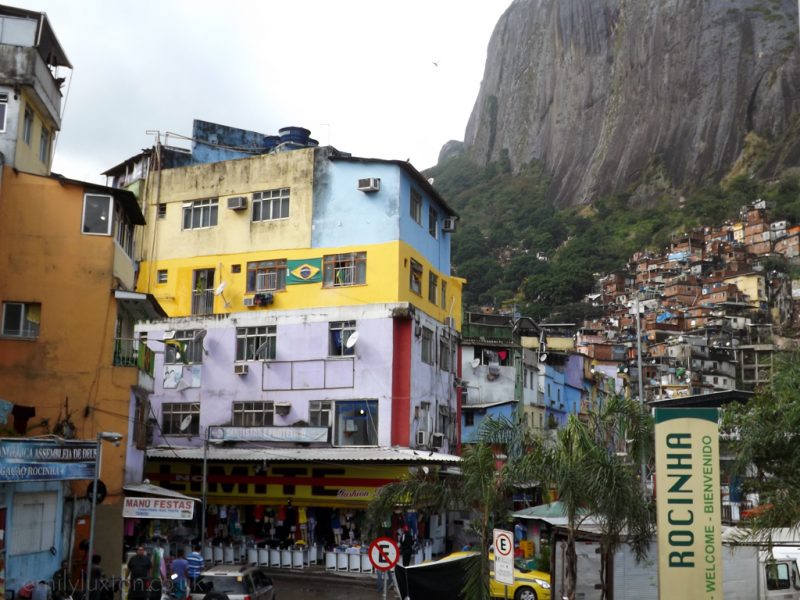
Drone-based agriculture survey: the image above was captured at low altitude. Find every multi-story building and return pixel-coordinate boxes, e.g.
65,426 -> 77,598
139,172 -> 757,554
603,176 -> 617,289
105,121 -> 464,550
0,6 -> 163,587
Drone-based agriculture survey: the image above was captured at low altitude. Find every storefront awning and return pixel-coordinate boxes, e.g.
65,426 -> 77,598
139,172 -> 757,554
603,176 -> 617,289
146,446 -> 461,464
123,482 -> 199,501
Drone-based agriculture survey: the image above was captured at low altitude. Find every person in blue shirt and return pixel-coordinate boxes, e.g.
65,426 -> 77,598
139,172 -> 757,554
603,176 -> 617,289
186,545 -> 204,591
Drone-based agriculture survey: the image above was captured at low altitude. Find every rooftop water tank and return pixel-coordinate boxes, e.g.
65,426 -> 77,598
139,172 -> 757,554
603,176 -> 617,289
278,126 -> 311,145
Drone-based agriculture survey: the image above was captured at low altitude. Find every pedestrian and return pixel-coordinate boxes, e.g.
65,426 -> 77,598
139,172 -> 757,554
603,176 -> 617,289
52,560 -> 72,600
399,525 -> 414,567
127,546 -> 151,600
186,545 -> 204,592
169,550 -> 188,600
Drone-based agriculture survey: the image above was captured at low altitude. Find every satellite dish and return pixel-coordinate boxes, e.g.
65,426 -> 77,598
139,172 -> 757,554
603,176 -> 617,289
193,329 -> 207,343
179,415 -> 193,431
471,358 -> 480,369
214,282 -> 227,296
539,353 -> 548,363
345,331 -> 359,349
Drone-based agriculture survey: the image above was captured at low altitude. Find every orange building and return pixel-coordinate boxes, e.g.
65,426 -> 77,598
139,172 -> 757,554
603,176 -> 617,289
0,168 -> 162,585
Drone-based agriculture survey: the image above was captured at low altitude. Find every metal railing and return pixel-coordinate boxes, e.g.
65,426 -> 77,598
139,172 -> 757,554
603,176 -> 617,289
113,337 -> 137,367
192,290 -> 215,315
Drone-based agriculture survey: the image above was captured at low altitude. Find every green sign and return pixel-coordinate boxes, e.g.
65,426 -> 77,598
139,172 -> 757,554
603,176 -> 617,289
287,258 -> 322,284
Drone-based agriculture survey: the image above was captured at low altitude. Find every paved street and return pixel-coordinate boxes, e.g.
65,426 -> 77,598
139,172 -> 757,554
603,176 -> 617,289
269,571 -> 398,600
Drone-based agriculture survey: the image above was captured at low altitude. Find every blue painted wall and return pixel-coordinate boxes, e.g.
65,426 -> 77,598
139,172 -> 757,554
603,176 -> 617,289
313,158 -> 453,275
461,402 -> 515,443
1,481 -> 66,593
543,364 -> 568,427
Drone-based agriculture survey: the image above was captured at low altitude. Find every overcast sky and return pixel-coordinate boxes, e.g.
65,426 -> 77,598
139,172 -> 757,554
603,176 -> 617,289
12,0 -> 511,183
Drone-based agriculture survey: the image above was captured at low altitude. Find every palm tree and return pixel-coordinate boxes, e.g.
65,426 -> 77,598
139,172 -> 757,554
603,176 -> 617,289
367,443 -> 509,600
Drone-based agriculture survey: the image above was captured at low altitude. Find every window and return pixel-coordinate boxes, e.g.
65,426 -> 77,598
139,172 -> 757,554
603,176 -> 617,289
428,272 -> 438,304
164,330 -> 204,364
439,338 -> 451,371
114,203 -> 134,257
157,203 -> 167,219
309,400 -> 332,427
232,401 -> 274,427
22,106 -> 33,144
2,302 -> 41,338
334,399 -> 378,446
252,188 -> 290,222
429,207 -> 438,238
10,492 -> 56,556
182,199 -> 218,229
157,270 -> 168,284
323,252 -> 366,287
39,127 -> 50,162
236,326 -> 276,361
421,327 -> 434,365
441,280 -> 447,309
329,321 -> 356,356
162,402 -> 200,435
410,188 -> 422,224
82,194 -> 113,235
191,268 -> 215,315
410,259 -> 423,295
765,562 -> 790,590
0,93 -> 7,132
465,411 -> 474,426
247,259 -> 287,292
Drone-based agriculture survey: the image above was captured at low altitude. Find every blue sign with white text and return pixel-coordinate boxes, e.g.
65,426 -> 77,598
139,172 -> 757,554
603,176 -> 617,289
0,439 -> 97,482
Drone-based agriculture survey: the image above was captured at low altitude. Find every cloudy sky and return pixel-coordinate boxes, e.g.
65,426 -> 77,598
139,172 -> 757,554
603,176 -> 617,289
12,0 -> 512,183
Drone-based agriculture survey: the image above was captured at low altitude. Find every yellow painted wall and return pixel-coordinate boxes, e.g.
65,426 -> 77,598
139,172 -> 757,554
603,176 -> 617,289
0,168 -> 134,502
13,90 -> 53,175
724,273 -> 765,306
138,149 -> 316,291
137,240 -> 463,329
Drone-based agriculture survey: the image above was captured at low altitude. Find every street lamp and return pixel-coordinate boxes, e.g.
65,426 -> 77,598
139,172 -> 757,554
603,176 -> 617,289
85,431 -> 123,599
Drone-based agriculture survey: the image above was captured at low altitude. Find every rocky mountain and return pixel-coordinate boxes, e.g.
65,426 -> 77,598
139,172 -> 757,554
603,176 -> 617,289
462,0 -> 800,207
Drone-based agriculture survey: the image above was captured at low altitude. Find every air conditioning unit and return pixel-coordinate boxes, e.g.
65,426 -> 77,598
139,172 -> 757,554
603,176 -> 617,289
227,196 -> 248,210
234,364 -> 249,375
430,432 -> 445,450
442,217 -> 457,232
243,297 -> 255,307
357,177 -> 381,192
416,430 -> 428,447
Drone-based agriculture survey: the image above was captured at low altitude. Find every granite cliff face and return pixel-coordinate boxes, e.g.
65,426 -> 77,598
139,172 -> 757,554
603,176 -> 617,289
463,0 -> 800,207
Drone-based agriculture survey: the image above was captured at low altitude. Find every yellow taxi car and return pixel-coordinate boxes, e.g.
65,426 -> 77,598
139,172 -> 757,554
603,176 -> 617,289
488,552 -> 551,600
438,551 -> 550,600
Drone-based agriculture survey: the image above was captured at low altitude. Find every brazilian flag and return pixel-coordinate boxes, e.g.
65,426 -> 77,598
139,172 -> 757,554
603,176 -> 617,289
287,259 -> 322,284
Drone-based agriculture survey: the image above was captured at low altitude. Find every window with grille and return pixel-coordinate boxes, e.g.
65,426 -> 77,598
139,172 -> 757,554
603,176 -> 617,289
410,259 -> 423,295
441,280 -> 447,310
329,321 -> 356,356
410,188 -> 422,224
421,327 -> 434,365
236,326 -> 276,361
252,188 -> 290,222
309,400 -> 332,427
247,260 -> 286,292
323,252 -> 366,287
182,199 -> 218,229
162,402 -> 200,435
439,338 -> 451,371
39,127 -> 50,162
428,207 -> 437,238
157,270 -> 168,284
157,203 -> 167,219
164,330 -> 204,364
2,302 -> 41,338
232,401 -> 274,426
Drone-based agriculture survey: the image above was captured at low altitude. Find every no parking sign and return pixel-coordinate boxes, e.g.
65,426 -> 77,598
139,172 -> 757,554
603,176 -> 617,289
493,528 -> 515,585
369,536 -> 400,571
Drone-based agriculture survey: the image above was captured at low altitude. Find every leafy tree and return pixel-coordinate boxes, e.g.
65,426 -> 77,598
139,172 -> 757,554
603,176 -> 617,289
721,350 -> 800,532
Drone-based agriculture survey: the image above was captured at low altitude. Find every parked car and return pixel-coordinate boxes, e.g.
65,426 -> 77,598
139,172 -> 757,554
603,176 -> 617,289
189,565 -> 275,600
488,552 -> 551,600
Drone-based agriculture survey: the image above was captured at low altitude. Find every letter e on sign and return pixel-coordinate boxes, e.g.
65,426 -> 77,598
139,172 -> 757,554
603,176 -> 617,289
369,537 -> 399,572
493,528 -> 515,586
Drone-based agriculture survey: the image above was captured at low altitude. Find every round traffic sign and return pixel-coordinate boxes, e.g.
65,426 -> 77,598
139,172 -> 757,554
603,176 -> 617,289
494,529 -> 513,557
369,536 -> 400,571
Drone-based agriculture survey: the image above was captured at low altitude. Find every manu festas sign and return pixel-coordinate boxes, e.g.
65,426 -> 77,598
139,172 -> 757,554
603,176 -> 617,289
123,496 -> 195,520
0,438 -> 97,482
655,408 -> 722,600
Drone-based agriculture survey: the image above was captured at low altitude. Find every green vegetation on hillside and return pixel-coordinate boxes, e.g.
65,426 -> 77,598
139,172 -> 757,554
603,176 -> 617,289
427,155 -> 800,321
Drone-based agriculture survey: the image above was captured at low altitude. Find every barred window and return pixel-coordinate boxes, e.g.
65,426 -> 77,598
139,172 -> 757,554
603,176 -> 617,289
421,327 -> 434,365
252,188 -> 290,222
236,326 -> 276,361
247,259 -> 287,292
410,259 -> 423,295
410,189 -> 422,224
162,402 -> 199,435
309,400 -> 332,427
329,321 -> 356,356
323,252 -> 366,287
428,272 -> 438,304
164,330 -> 204,364
232,401 -> 274,427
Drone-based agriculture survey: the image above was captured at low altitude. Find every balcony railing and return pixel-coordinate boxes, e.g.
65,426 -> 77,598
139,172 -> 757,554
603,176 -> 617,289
113,337 -> 138,367
192,290 -> 214,315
